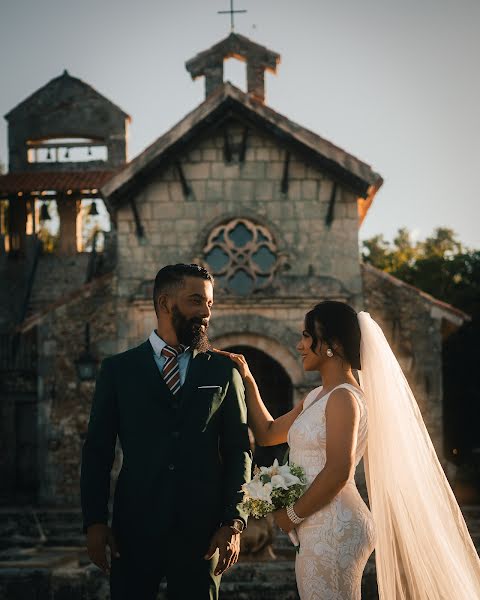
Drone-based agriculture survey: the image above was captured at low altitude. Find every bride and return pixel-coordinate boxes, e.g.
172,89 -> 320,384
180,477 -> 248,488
217,301 -> 480,599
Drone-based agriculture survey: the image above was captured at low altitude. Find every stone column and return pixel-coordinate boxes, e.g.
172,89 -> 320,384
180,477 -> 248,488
56,193 -> 78,255
247,62 -> 265,103
205,61 -> 224,97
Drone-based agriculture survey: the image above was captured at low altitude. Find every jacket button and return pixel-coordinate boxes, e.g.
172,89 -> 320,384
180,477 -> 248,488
168,464 -> 175,471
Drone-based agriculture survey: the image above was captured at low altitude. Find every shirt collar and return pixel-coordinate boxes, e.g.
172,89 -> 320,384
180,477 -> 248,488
149,330 -> 190,357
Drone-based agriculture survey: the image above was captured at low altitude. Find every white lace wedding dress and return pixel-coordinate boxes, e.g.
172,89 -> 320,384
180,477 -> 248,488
288,383 -> 376,600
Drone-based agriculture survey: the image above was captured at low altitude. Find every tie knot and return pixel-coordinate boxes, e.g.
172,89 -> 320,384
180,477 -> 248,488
161,345 -> 184,358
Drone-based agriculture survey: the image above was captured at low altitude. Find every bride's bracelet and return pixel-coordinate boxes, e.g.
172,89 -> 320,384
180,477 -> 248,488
286,504 -> 305,525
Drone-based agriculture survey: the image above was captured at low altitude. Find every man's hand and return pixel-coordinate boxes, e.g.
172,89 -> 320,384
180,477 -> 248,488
204,526 -> 241,576
86,523 -> 120,575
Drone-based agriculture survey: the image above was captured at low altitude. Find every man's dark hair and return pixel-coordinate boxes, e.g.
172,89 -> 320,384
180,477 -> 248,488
153,263 -> 214,315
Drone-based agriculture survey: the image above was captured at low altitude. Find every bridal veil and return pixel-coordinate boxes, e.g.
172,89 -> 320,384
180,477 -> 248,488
358,311 -> 480,599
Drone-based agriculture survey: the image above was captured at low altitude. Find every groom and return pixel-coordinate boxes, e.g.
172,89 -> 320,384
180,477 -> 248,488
80,263 -> 252,600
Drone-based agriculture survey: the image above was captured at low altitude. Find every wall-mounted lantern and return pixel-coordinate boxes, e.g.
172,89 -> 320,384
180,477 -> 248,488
75,323 -> 98,381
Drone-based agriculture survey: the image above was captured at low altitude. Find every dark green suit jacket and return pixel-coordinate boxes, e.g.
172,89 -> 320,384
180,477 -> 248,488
80,340 -> 252,562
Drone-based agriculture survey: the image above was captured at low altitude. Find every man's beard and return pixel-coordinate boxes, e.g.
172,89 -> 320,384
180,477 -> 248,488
171,305 -> 210,353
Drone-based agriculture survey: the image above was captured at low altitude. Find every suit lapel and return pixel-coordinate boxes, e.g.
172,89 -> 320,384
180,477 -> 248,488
177,350 -> 212,410
136,340 -> 176,407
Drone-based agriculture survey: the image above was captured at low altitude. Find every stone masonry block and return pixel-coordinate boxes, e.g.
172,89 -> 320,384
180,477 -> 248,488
202,148 -> 218,161
266,162 -> 284,180
255,180 -> 274,201
190,181 -> 206,202
187,149 -> 202,162
117,209 -> 130,222
168,182 -> 184,203
117,220 -> 131,234
306,165 -> 323,179
206,180 -> 224,201
174,219 -> 198,233
152,202 -> 180,219
269,148 -> 283,160
345,201 -> 359,220
243,147 -> 256,161
262,202 -> 280,219
287,181 -> 302,202
183,162 -> 210,180
147,181 -> 170,202
289,161 -> 306,179
225,180 -> 254,203
240,162 -> 266,180
254,204 -> 268,218
210,162 -> 225,179
299,201 -> 323,219
161,165 -> 176,181
255,148 -> 270,161
160,231 -> 182,246
139,203 -> 152,220
223,163 -> 241,179
302,180 -> 318,200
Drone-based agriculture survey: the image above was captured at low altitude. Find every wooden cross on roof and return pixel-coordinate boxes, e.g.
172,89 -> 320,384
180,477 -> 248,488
218,0 -> 247,32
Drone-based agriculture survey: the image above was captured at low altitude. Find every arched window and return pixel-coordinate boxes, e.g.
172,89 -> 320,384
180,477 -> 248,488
203,218 -> 278,295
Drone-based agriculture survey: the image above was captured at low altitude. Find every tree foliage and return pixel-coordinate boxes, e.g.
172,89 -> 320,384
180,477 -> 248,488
362,227 -> 478,315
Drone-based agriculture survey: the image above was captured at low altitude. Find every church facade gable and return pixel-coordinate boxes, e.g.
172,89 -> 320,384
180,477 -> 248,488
113,118 -> 363,353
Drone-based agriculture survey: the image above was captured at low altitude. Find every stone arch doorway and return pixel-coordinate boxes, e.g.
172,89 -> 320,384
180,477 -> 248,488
224,345 -> 293,467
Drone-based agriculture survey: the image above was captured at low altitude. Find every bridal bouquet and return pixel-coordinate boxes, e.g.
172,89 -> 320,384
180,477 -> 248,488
240,459 -> 307,550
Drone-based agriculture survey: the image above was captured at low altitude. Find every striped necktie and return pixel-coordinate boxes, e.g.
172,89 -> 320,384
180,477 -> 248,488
161,345 -> 185,396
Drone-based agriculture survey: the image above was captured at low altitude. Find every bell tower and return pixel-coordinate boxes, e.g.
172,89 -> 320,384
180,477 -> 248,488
185,32 -> 280,103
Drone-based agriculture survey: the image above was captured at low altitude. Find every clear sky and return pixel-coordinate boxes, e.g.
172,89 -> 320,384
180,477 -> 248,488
1,0 -> 479,248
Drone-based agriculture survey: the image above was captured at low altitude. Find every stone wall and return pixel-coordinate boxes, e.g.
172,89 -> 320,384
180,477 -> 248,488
34,275 -> 117,505
362,263 -> 445,458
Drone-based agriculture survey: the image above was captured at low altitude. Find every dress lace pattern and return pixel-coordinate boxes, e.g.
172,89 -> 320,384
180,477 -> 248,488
288,383 -> 376,600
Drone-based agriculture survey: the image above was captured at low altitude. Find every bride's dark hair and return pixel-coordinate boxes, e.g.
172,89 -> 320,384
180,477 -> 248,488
305,301 -> 361,369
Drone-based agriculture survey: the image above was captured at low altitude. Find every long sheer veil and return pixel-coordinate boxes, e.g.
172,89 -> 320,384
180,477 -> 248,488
357,311 -> 480,599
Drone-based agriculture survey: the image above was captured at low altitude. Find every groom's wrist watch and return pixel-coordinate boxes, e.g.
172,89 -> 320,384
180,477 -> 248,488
220,519 -> 245,534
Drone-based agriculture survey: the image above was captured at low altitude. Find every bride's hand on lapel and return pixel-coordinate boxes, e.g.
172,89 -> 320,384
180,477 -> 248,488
212,349 -> 253,381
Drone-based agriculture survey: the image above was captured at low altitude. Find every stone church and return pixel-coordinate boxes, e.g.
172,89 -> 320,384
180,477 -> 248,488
0,31 -> 467,521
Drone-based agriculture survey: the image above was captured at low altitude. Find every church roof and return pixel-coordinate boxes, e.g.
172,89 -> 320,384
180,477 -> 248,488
362,263 -> 470,327
0,170 -> 117,195
4,70 -> 130,121
102,82 -> 383,205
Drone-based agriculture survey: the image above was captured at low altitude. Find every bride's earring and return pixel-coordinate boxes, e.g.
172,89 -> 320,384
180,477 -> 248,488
326,348 -> 334,357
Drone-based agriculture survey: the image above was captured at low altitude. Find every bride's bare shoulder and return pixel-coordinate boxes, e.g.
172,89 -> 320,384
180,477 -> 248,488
326,387 -> 361,420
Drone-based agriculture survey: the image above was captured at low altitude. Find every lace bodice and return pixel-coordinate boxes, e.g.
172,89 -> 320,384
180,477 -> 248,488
288,383 -> 368,486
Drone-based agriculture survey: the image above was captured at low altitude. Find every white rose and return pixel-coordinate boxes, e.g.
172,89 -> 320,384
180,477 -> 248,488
271,474 -> 289,489
278,464 -> 302,487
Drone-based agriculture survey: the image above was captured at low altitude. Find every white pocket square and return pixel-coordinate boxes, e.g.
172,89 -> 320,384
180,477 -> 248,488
198,385 -> 222,389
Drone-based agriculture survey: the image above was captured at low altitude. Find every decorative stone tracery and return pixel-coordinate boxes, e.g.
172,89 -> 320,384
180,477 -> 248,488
203,218 -> 279,295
